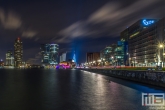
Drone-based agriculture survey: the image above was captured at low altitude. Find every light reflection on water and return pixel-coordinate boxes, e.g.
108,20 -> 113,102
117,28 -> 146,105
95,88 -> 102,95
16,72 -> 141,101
0,69 -> 164,110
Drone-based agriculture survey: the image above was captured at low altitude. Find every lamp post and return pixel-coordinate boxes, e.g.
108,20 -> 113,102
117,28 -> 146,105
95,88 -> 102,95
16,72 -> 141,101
127,53 -> 130,66
111,56 -> 114,66
134,57 -> 136,67
159,44 -> 164,67
102,58 -> 105,67
93,61 -> 96,66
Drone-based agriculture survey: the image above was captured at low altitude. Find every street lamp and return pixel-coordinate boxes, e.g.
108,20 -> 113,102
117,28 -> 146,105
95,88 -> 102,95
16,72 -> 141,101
98,59 -> 101,62
134,57 -> 136,67
160,44 -> 163,48
111,56 -> 114,66
127,53 -> 130,66
159,44 -> 164,67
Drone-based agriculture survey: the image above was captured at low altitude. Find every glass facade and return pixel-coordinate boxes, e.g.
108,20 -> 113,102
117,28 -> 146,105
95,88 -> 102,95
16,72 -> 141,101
121,18 -> 165,67
114,41 -> 125,65
40,44 -> 59,65
6,50 -> 14,66
100,41 -> 126,66
100,45 -> 115,65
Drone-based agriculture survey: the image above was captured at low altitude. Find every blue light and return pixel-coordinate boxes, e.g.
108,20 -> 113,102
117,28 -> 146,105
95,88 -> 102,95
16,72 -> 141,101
143,19 -> 154,26
73,51 -> 76,64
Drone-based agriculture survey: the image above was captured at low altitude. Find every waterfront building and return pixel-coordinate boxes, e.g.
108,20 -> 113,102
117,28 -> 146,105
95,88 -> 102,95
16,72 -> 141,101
60,53 -> 66,62
14,37 -> 23,67
58,61 -> 76,68
0,59 -> 4,67
40,44 -> 59,65
59,51 -> 76,63
86,52 -> 100,66
100,44 -> 116,66
114,41 -> 126,66
120,18 -> 165,67
100,41 -> 126,66
6,50 -> 14,66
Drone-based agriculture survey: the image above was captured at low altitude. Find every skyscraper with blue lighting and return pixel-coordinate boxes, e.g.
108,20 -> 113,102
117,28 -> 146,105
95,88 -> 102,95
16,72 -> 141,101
40,44 -> 59,65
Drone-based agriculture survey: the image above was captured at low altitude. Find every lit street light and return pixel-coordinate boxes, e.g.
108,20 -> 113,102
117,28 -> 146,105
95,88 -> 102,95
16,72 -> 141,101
127,53 -> 130,66
133,57 -> 136,67
160,44 -> 163,48
111,56 -> 114,66
159,44 -> 164,67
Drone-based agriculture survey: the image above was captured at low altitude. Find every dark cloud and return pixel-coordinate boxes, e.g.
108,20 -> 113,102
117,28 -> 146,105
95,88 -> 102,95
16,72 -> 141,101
58,0 -> 165,41
0,8 -> 22,29
0,0 -> 164,64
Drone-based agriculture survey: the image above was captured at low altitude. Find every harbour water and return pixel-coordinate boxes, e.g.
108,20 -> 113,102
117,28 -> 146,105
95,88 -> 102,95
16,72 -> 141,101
0,69 -> 164,110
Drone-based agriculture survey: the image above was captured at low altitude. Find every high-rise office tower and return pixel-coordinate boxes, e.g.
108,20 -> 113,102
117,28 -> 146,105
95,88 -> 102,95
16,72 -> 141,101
14,37 -> 23,67
40,44 -> 59,65
6,50 -> 14,66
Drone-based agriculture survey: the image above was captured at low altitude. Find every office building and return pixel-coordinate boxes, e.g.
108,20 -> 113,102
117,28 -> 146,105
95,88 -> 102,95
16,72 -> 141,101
100,44 -> 116,65
14,38 -> 23,67
6,50 -> 14,66
59,51 -> 76,63
0,59 -> 4,67
100,41 -> 126,66
86,52 -> 100,66
120,18 -> 165,67
60,53 -> 66,62
41,44 -> 59,65
114,41 -> 126,66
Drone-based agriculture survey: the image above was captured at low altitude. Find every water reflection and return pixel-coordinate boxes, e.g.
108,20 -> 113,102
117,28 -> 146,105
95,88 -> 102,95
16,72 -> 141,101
0,69 -> 164,110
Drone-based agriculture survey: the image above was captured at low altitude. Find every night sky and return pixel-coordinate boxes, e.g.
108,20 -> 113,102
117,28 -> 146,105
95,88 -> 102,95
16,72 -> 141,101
0,0 -> 164,64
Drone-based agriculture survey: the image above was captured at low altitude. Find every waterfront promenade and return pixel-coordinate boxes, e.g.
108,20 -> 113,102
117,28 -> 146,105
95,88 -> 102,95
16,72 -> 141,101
79,67 -> 165,88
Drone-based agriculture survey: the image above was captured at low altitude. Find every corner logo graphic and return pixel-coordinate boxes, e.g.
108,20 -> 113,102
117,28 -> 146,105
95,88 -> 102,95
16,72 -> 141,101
142,93 -> 164,106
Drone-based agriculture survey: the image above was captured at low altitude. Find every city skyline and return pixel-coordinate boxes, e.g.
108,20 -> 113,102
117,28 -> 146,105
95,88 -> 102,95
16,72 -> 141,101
0,0 -> 164,64
0,1 -> 165,110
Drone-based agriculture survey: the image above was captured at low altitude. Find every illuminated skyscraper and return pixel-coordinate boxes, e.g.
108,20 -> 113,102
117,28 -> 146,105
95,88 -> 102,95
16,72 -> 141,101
40,44 -> 59,65
14,38 -> 23,67
6,50 -> 14,66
